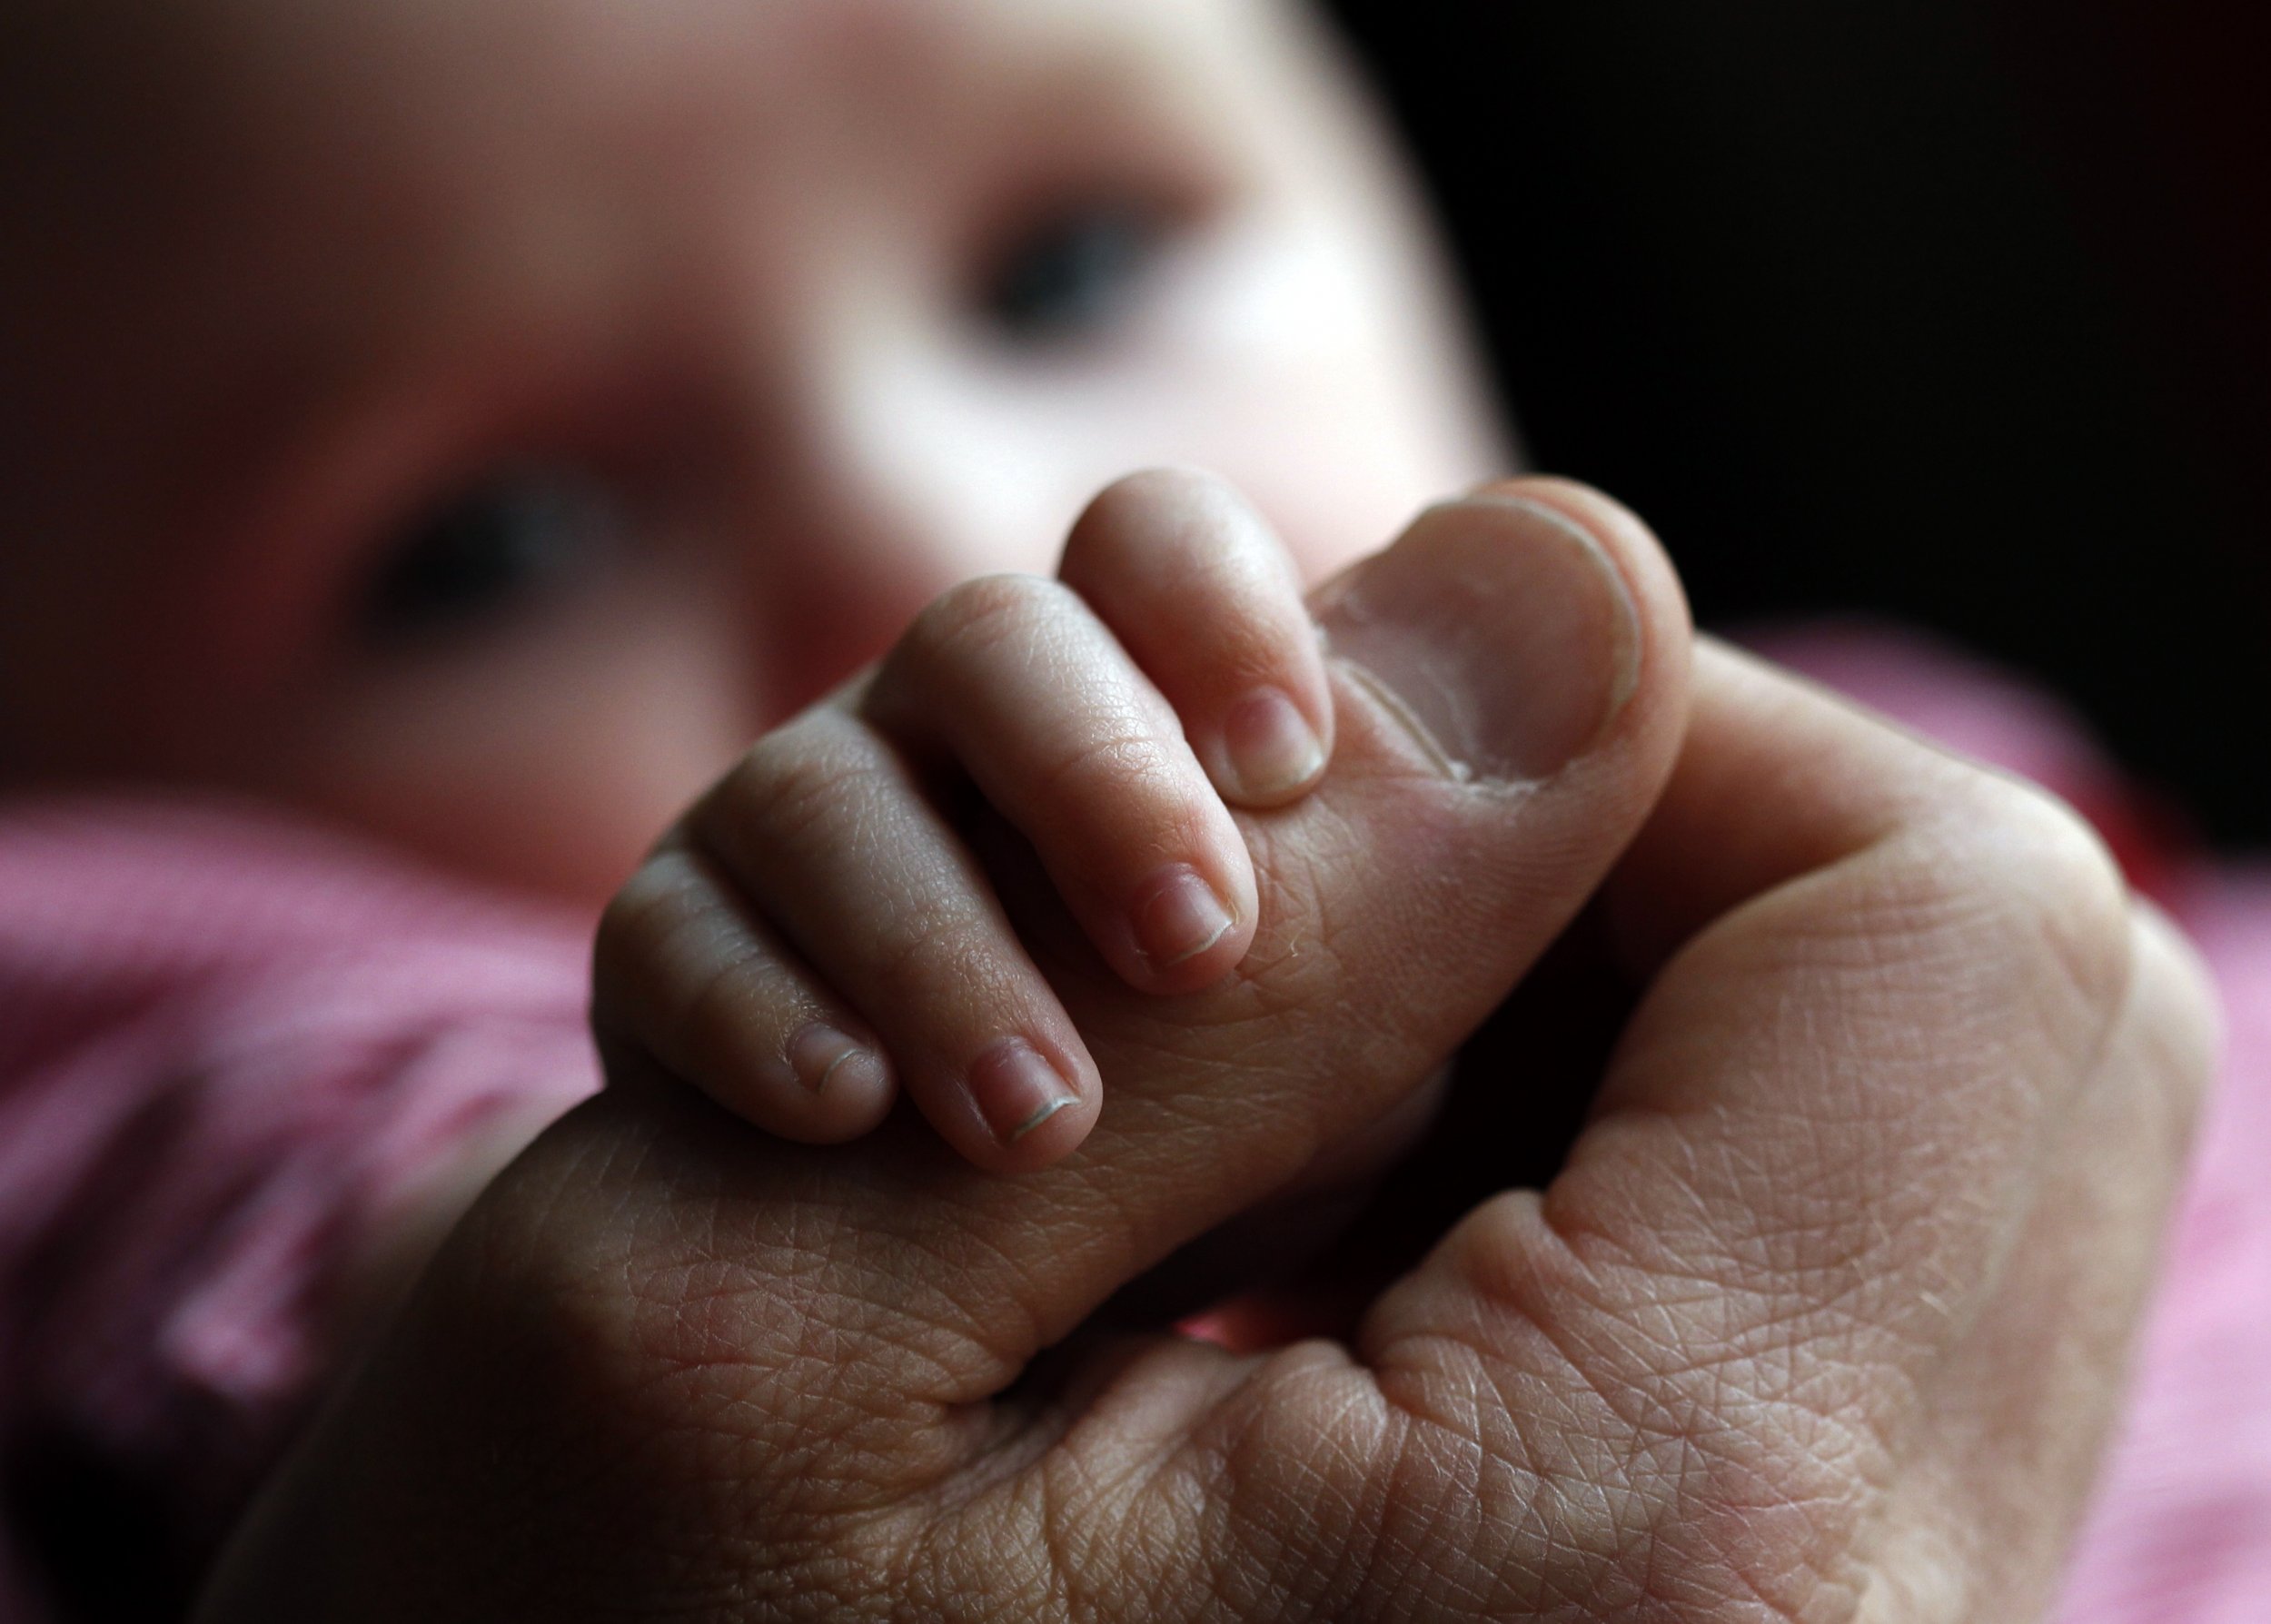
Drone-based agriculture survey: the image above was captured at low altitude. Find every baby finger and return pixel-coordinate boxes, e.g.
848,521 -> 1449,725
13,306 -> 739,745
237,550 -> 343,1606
1060,470 -> 1333,809
691,707 -> 1100,1171
594,839 -> 897,1143
863,572 -> 1257,996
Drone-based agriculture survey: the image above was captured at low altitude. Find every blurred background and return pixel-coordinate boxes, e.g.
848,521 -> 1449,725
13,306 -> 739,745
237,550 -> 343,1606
1328,0 -> 2271,845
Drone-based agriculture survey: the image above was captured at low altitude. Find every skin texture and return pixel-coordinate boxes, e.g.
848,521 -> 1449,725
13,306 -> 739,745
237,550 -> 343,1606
196,489 -> 2216,1622
0,0 -> 2218,1612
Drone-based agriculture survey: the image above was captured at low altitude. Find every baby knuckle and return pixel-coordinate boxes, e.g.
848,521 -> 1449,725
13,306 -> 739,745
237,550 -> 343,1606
864,902 -> 988,1003
716,715 -> 894,849
1072,467 -> 1243,566
1070,465 -> 1188,550
598,847 -> 704,946
593,867 -> 668,981
1091,463 -> 1219,519
675,941 -> 774,1061
903,571 -> 1069,670
592,852 -> 717,1017
1037,726 -> 1183,811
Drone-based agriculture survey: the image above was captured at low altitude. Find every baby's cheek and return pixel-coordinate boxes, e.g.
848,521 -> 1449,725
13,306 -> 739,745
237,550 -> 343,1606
273,615 -> 761,907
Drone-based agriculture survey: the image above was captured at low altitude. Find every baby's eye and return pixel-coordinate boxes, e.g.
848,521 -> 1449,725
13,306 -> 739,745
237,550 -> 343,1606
358,466 -> 621,646
977,202 -> 1164,343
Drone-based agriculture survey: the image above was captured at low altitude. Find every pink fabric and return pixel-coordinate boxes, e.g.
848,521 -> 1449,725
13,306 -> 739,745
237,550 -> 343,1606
0,628 -> 2264,1619
1752,624 -> 2271,1624
0,797 -> 598,1619
2062,873 -> 2271,1623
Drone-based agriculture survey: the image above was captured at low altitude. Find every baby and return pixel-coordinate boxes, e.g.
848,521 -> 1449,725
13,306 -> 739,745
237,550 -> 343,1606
2,0 -> 1530,1155
0,0 -> 2246,1619
0,0 -> 1525,1599
1,0 -> 1502,896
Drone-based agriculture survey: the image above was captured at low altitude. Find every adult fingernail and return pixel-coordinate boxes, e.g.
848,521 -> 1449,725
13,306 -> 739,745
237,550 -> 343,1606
969,1037 -> 1080,1146
1316,495 -> 1641,783
786,1022 -> 887,1095
1217,686 -> 1327,804
1132,863 -> 1236,969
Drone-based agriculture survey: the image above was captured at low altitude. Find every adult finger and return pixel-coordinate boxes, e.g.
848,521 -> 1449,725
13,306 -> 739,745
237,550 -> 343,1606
1839,901 -> 2214,1621
1356,639 -> 2215,1617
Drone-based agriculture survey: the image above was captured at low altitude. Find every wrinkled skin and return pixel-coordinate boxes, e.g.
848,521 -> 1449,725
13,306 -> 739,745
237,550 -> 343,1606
197,491 -> 2214,1622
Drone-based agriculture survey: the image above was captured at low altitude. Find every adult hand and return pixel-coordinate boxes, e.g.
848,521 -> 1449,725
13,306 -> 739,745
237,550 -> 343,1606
197,483 -> 2213,1623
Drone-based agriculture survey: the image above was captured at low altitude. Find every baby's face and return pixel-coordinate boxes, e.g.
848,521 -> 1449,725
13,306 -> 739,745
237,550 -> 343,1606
1,0 -> 1505,902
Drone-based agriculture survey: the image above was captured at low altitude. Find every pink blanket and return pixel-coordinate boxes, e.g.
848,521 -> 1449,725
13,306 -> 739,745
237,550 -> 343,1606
0,801 -> 598,1617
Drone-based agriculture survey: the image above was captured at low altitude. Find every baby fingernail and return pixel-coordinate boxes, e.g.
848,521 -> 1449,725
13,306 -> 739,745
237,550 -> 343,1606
1316,494 -> 1641,784
787,1022 -> 886,1095
1133,864 -> 1235,969
1218,686 -> 1327,804
969,1037 -> 1080,1146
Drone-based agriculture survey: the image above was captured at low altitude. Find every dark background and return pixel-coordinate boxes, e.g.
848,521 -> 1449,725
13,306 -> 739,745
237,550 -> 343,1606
1328,0 -> 2271,845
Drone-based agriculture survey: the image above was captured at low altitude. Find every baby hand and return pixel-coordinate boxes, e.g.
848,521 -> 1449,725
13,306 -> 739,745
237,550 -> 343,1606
593,469 -> 1335,1171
